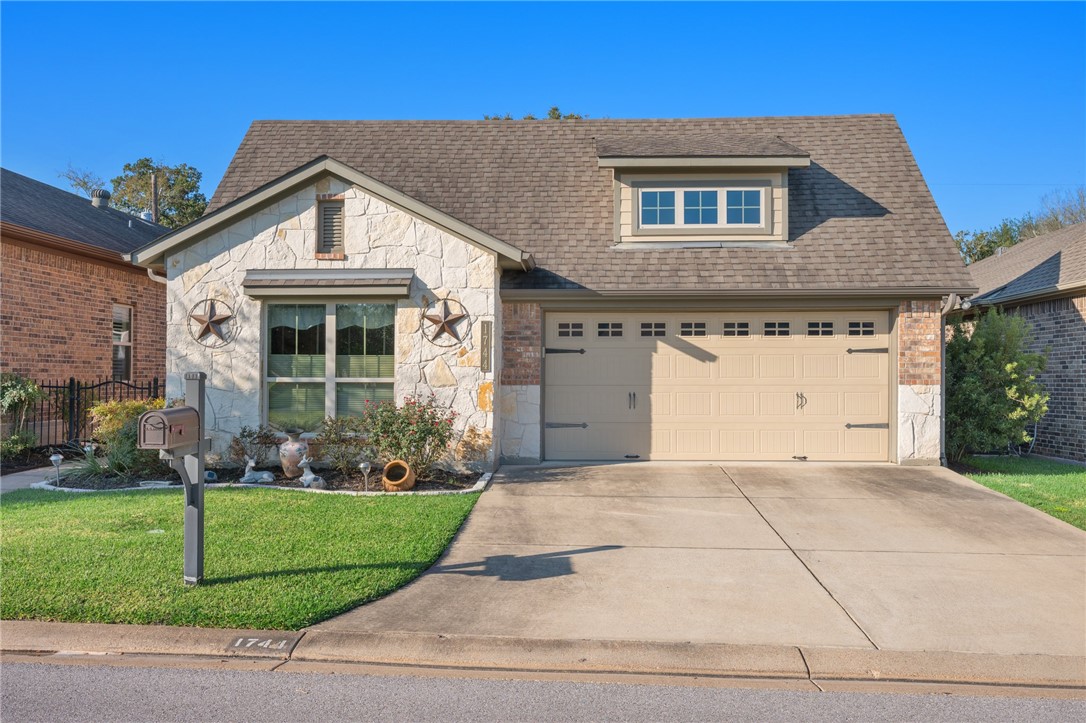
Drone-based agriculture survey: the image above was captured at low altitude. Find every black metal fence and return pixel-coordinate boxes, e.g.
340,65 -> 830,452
22,377 -> 160,448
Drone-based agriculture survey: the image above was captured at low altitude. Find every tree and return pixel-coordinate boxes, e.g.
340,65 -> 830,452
955,185 -> 1085,264
484,106 -> 585,121
59,164 -> 105,199
945,309 -> 1048,463
110,158 -> 208,228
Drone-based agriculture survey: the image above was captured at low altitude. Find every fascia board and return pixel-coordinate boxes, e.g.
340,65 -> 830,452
598,156 -> 812,169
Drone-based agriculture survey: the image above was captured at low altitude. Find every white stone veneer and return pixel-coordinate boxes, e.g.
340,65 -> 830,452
165,177 -> 500,469
898,384 -> 941,464
498,384 -> 541,463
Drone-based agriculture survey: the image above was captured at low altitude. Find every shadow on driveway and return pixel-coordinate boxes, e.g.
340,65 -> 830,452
432,545 -> 623,581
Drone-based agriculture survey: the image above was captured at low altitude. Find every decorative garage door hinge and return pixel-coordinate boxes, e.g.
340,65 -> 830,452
846,347 -> 889,354
544,347 -> 586,355
545,422 -> 589,429
845,423 -> 890,429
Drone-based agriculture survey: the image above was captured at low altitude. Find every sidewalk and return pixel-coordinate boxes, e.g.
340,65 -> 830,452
2,620 -> 1083,691
0,464 -> 71,494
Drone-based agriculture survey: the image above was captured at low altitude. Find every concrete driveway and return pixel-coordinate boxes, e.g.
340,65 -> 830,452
318,463 -> 1086,658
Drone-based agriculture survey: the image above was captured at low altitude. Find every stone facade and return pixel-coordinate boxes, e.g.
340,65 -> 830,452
1009,295 -> 1086,462
164,177 -> 500,468
897,299 -> 942,464
0,236 -> 166,385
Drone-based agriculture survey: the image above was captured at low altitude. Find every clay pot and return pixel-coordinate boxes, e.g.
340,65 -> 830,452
383,459 -> 416,491
278,429 -> 309,479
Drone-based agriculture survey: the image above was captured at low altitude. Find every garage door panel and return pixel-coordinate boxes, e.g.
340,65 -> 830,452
544,311 -> 890,462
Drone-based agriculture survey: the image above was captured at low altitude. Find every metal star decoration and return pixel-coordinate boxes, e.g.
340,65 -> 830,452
190,300 -> 233,342
423,300 -> 467,342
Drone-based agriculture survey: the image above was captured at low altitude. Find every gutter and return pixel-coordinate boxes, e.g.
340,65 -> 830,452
939,293 -> 961,467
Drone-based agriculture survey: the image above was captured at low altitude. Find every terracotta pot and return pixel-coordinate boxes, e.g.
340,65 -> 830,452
383,459 -> 416,491
278,429 -> 309,479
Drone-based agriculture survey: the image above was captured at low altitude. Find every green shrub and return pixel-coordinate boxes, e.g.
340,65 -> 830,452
315,415 -> 367,478
76,398 -> 170,481
227,425 -> 280,467
1,374 -> 45,448
946,309 -> 1049,462
361,395 -> 457,478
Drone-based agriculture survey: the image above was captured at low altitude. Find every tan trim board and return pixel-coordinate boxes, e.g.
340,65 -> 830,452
1,222 -> 143,273
129,157 -> 534,271
499,287 -> 974,301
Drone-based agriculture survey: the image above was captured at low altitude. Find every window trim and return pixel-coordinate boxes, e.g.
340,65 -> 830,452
633,180 -> 770,235
111,303 -> 134,382
264,300 -> 395,428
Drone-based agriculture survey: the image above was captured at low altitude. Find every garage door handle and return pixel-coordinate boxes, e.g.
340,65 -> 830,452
545,422 -> 589,429
846,347 -> 889,354
845,423 -> 889,429
632,392 -> 637,409
795,392 -> 807,409
544,347 -> 586,355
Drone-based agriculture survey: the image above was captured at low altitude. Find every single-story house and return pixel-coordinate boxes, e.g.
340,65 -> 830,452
129,115 -> 974,468
962,222 -> 1085,462
1,168 -> 168,386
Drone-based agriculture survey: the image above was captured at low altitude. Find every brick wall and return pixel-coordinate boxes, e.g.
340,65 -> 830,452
500,302 -> 541,385
0,237 -> 166,385
898,299 -> 941,386
1009,295 -> 1085,462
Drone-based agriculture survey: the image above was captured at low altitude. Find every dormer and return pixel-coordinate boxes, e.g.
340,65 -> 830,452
597,134 -> 810,248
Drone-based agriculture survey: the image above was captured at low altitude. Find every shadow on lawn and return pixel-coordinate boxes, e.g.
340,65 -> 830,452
204,561 -> 430,586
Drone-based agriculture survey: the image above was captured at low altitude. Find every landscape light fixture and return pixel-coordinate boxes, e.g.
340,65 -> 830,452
49,453 -> 63,485
359,461 -> 372,491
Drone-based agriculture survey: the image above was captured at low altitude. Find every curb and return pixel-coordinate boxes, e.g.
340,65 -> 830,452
3,620 -> 1083,689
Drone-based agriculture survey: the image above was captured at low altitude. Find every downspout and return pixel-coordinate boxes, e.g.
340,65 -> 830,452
939,293 -> 960,466
147,268 -> 168,284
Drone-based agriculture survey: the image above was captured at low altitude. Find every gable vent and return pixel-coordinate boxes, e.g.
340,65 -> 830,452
318,200 -> 345,254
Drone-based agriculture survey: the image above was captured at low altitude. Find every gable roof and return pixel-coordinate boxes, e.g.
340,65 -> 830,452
0,168 -> 167,254
207,114 -> 972,295
130,157 -> 533,270
968,222 -> 1086,306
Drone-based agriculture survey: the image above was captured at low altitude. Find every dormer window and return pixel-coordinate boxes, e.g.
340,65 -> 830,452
637,186 -> 765,231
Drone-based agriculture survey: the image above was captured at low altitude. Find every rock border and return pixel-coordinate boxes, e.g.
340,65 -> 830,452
29,472 -> 493,497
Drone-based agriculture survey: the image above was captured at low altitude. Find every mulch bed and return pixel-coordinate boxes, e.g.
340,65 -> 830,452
948,460 -> 984,475
1,447 -> 76,476
49,464 -> 480,492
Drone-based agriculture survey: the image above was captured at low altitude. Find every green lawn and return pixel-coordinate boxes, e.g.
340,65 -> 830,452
0,487 -> 477,630
964,455 -> 1086,531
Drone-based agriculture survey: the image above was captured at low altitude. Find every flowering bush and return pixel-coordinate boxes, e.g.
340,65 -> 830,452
315,415 -> 367,478
361,395 -> 457,478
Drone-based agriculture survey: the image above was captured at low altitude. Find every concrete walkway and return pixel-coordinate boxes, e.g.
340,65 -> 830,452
0,465 -> 69,493
317,463 -> 1086,658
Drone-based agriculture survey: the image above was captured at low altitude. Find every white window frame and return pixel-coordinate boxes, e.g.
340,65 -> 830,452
263,300 -> 395,426
637,186 -> 766,230
112,304 -> 134,382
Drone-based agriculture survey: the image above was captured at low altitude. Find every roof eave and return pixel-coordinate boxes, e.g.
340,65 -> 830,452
597,156 -> 812,169
969,280 -> 1086,308
129,156 -> 533,271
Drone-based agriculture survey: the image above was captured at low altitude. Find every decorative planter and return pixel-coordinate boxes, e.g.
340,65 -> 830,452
278,429 -> 309,479
383,459 -> 416,491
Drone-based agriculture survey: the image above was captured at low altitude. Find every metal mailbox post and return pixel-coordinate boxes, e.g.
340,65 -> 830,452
138,372 -> 207,585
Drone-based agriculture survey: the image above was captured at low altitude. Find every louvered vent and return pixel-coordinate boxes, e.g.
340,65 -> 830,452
318,201 -> 345,254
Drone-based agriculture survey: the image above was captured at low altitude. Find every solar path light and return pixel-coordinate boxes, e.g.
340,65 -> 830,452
49,453 -> 63,485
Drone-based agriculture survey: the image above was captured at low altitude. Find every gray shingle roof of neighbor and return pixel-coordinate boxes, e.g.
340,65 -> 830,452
968,222 -> 1086,305
0,168 -> 167,254
208,114 -> 973,294
595,133 -> 809,158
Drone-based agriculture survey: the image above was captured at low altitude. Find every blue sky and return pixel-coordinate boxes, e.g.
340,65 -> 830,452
2,1 -> 1083,233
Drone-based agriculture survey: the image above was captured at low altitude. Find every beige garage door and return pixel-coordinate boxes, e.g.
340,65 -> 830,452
544,311 -> 890,461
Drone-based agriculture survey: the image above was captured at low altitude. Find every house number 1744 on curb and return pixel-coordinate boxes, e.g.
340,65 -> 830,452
233,638 -> 290,650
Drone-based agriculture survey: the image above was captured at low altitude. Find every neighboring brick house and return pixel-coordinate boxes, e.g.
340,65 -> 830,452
963,223 -> 1085,462
0,168 -> 168,385
129,115 -> 974,467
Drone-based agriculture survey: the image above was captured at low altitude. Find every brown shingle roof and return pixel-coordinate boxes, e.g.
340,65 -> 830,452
595,133 -> 808,158
209,115 -> 972,294
968,222 -> 1086,305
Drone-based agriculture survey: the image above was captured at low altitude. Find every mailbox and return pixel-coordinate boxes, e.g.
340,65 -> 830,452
138,408 -> 200,451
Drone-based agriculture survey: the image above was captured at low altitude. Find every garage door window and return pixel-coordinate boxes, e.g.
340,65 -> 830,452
764,321 -> 790,337
558,322 -> 583,337
807,321 -> 833,336
723,321 -> 750,337
679,322 -> 707,337
641,322 -> 666,337
848,321 -> 875,336
597,322 -> 623,338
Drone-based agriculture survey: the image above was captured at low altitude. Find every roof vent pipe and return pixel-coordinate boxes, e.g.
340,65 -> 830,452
90,188 -> 111,208
140,210 -> 154,222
